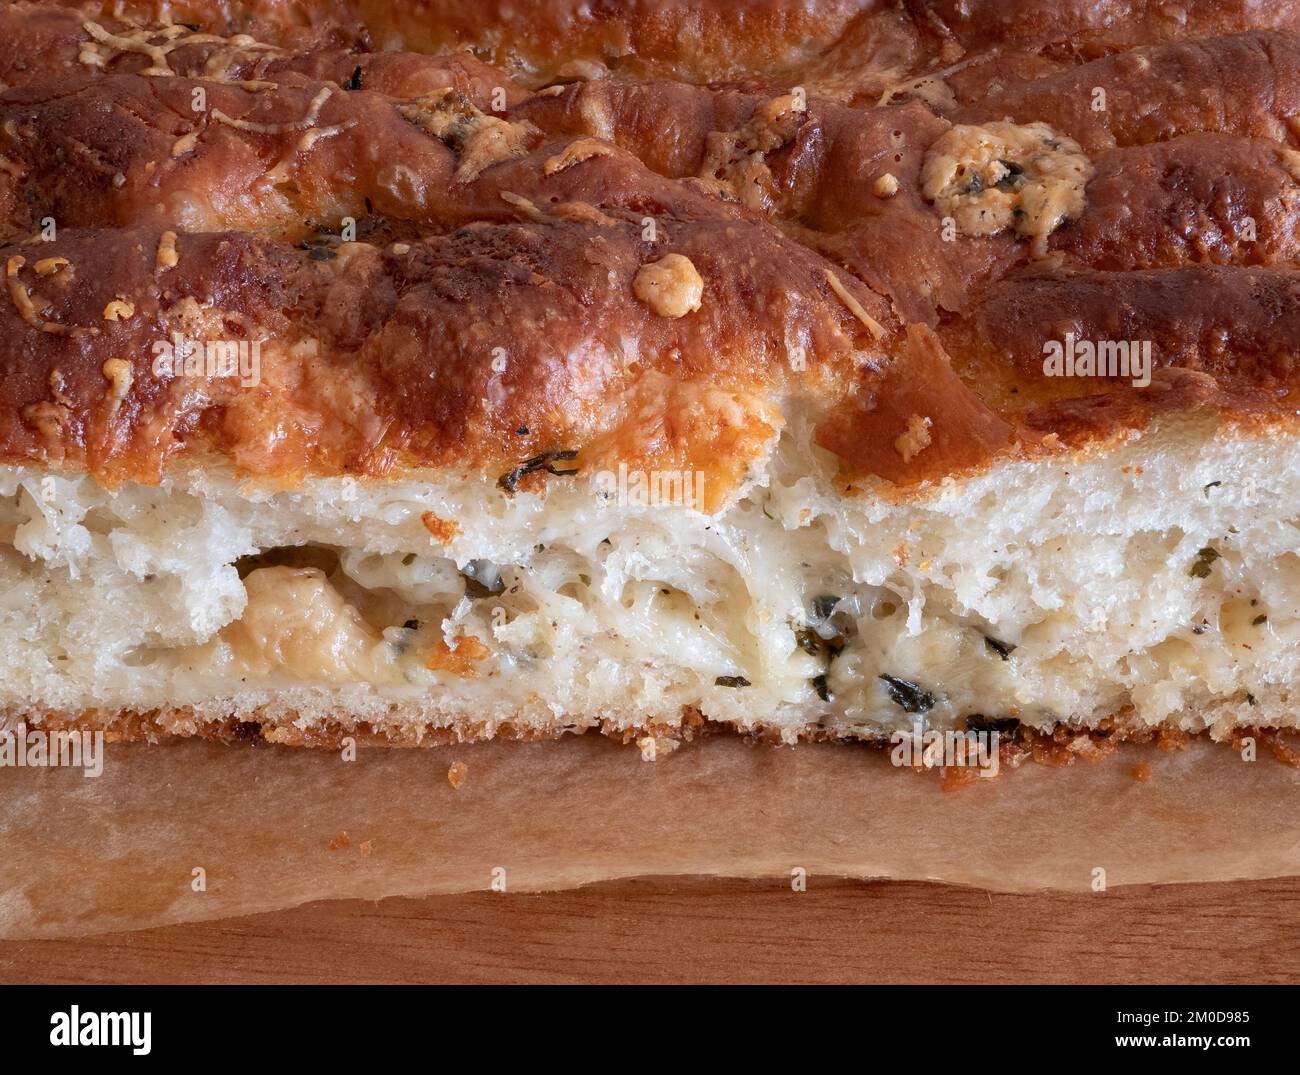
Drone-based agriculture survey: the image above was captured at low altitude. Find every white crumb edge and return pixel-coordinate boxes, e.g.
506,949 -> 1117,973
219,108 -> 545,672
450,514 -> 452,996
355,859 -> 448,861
0,410 -> 1293,743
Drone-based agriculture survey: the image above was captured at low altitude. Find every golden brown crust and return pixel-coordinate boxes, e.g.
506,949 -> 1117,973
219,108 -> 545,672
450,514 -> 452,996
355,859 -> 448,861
1,1 -> 1299,493
16,703 -> 1300,780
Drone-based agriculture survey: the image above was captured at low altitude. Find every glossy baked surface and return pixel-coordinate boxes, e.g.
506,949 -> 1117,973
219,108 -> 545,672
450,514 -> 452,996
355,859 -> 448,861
0,1 -> 1298,494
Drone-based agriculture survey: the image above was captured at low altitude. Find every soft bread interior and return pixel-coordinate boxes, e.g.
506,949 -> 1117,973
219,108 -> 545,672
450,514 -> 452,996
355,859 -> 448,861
0,412 -> 1293,744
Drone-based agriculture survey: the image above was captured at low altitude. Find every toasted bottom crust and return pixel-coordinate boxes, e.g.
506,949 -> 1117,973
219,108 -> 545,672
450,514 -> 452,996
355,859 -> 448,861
7,701 -> 1297,774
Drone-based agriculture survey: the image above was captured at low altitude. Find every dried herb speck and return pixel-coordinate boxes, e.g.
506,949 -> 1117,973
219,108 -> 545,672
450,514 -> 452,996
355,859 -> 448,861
715,675 -> 751,688
879,674 -> 936,713
811,594 -> 840,620
462,571 -> 505,599
794,626 -> 844,660
812,674 -> 830,702
497,450 -> 579,493
983,635 -> 1016,660
994,159 -> 1025,191
1189,546 -> 1220,578
964,714 -> 1019,734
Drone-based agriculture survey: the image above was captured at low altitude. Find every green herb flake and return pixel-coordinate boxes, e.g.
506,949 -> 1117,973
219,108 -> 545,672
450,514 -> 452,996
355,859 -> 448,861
812,674 -> 830,702
879,674 -> 937,714
1189,547 -> 1220,578
793,620 -> 845,659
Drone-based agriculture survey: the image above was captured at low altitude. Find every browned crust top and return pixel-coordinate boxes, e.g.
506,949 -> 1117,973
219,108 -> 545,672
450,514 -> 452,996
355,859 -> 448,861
2,1 -> 1300,494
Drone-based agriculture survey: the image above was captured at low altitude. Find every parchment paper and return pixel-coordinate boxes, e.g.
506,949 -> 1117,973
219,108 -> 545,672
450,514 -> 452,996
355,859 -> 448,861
2,734 -> 1299,939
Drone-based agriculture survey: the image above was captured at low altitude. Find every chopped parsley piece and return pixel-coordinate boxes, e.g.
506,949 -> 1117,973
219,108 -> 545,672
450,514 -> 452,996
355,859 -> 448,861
794,626 -> 843,660
879,674 -> 937,713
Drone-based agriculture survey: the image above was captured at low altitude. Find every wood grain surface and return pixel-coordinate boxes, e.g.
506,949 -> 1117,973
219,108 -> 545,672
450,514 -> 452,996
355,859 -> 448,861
2,876 -> 1298,984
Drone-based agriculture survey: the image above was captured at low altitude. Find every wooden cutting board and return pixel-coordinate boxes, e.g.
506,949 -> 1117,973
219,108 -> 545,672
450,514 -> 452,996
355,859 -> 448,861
2,877 -> 1298,983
